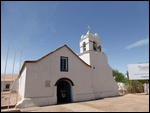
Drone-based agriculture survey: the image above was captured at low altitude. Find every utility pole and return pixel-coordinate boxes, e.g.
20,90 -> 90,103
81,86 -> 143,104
15,46 -> 23,105
8,45 -> 16,109
1,44 -> 10,93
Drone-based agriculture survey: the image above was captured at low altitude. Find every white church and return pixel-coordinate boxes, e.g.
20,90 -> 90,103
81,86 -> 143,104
15,28 -> 119,108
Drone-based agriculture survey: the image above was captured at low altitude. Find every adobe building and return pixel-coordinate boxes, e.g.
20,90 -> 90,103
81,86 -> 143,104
1,74 -> 18,91
16,28 -> 119,108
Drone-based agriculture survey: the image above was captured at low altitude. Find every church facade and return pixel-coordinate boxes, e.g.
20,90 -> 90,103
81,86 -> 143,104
16,29 -> 119,108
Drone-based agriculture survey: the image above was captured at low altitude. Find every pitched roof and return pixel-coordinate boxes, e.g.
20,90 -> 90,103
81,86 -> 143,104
1,74 -> 19,81
19,45 -> 91,76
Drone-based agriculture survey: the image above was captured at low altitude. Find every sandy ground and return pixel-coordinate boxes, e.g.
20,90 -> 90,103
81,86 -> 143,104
1,92 -> 149,112
1,91 -> 22,106
19,93 -> 149,112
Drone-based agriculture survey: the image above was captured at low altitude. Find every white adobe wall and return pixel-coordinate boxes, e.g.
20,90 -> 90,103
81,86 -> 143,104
90,51 -> 119,98
16,46 -> 95,108
18,67 -> 27,98
79,51 -> 119,99
79,52 -> 90,65
16,67 -> 27,108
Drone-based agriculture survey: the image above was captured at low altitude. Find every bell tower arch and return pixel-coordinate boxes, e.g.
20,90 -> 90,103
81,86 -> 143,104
79,26 -> 102,66
80,26 -> 101,54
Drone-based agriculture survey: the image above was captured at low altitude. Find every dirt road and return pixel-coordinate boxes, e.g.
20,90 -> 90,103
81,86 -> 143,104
19,93 -> 149,112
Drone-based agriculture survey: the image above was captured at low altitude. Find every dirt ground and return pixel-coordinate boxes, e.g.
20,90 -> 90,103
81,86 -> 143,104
1,92 -> 149,112
1,91 -> 22,106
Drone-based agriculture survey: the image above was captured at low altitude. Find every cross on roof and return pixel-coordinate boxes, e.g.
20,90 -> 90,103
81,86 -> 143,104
88,26 -> 91,32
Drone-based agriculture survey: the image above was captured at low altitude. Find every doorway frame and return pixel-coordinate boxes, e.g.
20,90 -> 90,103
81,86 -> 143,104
55,78 -> 74,104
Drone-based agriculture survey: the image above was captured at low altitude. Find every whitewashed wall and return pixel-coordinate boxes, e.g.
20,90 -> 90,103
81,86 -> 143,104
79,51 -> 119,99
16,46 -> 95,108
18,67 -> 27,98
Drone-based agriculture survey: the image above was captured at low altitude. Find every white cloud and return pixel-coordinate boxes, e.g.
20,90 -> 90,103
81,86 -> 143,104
125,38 -> 149,49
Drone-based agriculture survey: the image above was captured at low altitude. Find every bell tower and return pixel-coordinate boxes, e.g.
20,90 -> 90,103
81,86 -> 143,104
79,26 -> 102,66
80,26 -> 101,54
79,27 -> 118,97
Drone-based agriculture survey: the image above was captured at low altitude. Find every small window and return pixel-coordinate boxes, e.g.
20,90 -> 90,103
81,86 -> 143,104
60,56 -> 68,72
93,41 -> 97,51
5,84 -> 10,89
45,80 -> 50,87
83,42 -> 86,51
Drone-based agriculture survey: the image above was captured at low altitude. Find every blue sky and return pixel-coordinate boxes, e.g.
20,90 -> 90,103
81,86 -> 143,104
1,1 -> 149,75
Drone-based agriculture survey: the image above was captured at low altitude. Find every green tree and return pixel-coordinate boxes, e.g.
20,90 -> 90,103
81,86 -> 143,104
112,69 -> 125,83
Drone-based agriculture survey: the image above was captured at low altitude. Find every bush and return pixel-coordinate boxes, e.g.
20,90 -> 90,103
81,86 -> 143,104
113,69 -> 145,94
124,78 -> 144,93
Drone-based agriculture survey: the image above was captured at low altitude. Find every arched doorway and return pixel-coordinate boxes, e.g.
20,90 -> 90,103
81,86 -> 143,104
55,78 -> 74,104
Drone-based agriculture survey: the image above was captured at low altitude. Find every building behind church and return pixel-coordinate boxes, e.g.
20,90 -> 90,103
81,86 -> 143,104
1,74 -> 18,91
15,28 -> 119,108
